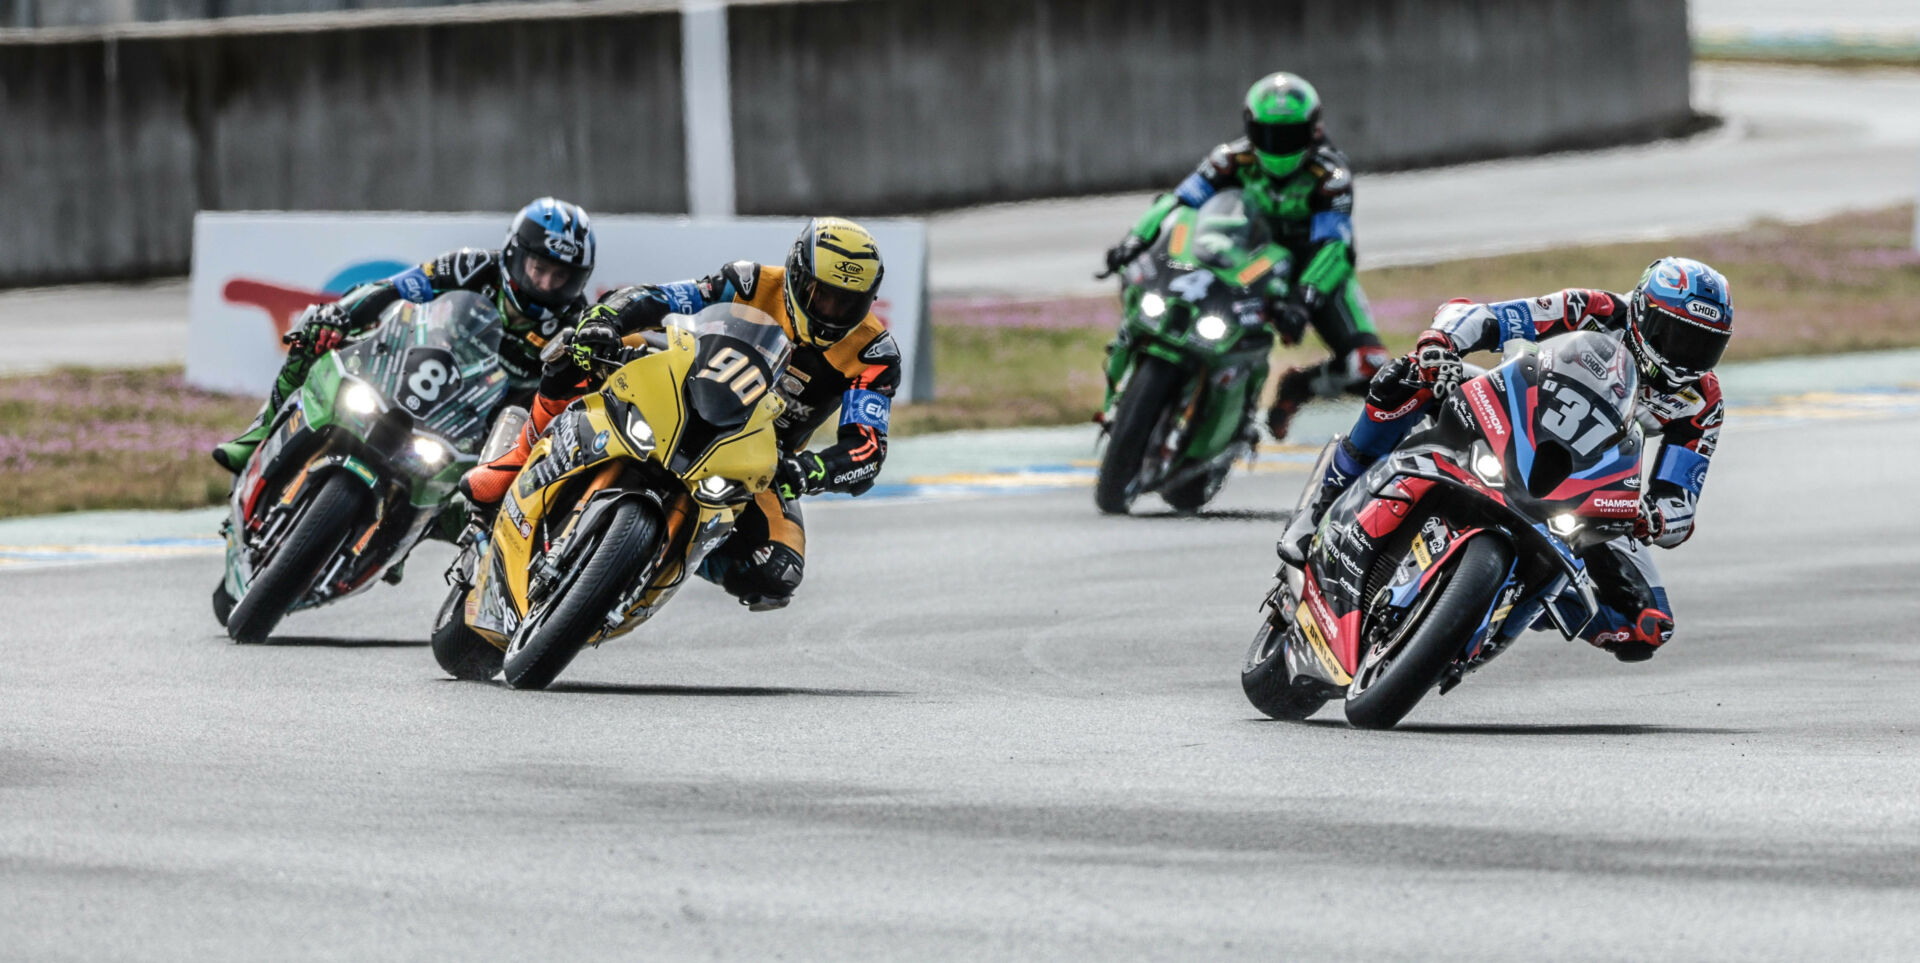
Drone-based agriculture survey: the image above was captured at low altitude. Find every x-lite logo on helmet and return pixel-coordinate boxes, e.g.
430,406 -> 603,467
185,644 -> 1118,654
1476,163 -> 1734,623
785,217 -> 884,347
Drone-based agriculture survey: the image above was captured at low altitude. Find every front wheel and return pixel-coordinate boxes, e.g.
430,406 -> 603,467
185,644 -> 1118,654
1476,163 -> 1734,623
1161,462 -> 1231,514
431,586 -> 502,681
225,472 -> 368,644
502,499 -> 662,690
1095,356 -> 1185,515
1344,535 -> 1513,730
1242,603 -> 1331,720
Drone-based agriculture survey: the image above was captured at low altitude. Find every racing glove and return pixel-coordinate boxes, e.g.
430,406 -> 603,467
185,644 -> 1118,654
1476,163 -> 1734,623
1633,494 -> 1667,544
290,301 -> 351,353
1411,332 -> 1465,397
568,321 -> 624,373
774,452 -> 829,501
1098,235 -> 1148,278
1266,296 -> 1312,346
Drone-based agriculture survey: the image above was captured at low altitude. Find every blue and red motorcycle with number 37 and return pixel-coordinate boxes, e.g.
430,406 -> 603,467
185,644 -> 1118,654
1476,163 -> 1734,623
1242,330 -> 1649,729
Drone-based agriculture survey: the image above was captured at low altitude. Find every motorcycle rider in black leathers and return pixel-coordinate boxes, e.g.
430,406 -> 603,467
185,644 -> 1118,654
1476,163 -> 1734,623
211,198 -> 597,472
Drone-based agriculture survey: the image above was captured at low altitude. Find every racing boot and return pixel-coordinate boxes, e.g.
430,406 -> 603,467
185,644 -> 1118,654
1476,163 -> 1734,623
457,390 -> 573,515
1277,440 -> 1371,567
211,403 -> 274,474
1265,366 -> 1317,442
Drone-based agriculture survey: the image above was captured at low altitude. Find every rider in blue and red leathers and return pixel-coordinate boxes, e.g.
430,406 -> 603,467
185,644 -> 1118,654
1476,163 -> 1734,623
1279,256 -> 1733,662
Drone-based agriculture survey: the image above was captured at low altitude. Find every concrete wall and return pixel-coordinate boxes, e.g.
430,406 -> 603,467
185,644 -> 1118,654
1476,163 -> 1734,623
728,0 -> 1693,214
0,8 -> 684,285
0,0 -> 1689,285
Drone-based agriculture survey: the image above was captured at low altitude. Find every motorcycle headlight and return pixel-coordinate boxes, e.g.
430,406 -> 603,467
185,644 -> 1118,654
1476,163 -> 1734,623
342,381 -> 381,415
694,475 -> 750,506
1549,512 -> 1582,538
1193,315 -> 1228,341
622,406 -> 657,457
1139,293 -> 1167,319
412,437 -> 448,464
1471,441 -> 1505,486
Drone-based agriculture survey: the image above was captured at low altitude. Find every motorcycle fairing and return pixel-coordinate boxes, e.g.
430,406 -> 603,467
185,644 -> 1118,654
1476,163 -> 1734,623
465,321 -> 784,647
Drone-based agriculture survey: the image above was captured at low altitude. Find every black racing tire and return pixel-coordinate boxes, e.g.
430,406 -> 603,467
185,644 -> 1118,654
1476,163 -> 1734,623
1344,535 -> 1513,730
211,581 -> 236,628
1161,462 -> 1231,514
431,586 -> 503,682
1095,356 -> 1185,515
1242,605 -> 1331,721
226,473 -> 368,644
502,499 -> 662,691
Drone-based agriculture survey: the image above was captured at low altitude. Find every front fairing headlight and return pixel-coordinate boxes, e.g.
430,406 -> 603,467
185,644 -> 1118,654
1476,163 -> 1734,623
340,380 -> 383,416
692,475 -> 752,507
1469,440 -> 1506,488
617,403 -> 658,458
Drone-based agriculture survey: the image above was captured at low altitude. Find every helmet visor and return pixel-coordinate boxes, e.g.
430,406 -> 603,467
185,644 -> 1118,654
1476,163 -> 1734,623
1640,304 -> 1729,380
506,247 -> 588,309
1246,119 -> 1316,157
799,277 -> 875,339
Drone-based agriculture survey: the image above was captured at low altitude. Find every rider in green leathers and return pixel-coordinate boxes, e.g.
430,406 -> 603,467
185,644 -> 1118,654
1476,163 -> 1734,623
1103,72 -> 1388,442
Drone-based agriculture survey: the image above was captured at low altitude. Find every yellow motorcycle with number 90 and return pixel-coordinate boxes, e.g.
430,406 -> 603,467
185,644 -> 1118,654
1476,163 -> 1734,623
432,302 -> 793,689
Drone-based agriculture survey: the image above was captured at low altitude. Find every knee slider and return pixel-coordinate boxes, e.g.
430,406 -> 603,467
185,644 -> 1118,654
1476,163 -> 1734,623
724,543 -> 803,601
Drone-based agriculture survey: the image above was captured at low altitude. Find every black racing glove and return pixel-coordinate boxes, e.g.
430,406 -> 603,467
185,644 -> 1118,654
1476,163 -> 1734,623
774,452 -> 828,501
1266,297 -> 1312,346
568,321 -> 623,373
1098,235 -> 1149,279
289,301 -> 351,353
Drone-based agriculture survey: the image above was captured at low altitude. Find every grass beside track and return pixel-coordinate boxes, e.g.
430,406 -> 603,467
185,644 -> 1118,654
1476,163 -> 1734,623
896,204 -> 1920,435
0,368 -> 259,518
0,206 -> 1914,517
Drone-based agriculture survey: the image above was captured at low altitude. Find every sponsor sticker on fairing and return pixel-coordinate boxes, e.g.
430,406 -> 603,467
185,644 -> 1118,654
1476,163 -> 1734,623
1466,381 -> 1506,441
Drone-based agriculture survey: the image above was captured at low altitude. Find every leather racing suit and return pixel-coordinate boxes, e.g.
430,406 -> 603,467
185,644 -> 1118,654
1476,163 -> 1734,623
1124,136 -> 1388,435
464,260 -> 901,609
1343,290 -> 1723,660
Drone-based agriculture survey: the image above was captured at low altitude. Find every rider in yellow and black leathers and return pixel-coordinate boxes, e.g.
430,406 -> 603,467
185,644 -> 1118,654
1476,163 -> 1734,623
461,218 -> 898,611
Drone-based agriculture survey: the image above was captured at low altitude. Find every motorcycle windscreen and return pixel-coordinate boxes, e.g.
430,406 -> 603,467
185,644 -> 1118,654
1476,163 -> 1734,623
337,292 -> 509,449
678,302 -> 793,429
1518,331 -> 1640,492
1190,189 -> 1268,269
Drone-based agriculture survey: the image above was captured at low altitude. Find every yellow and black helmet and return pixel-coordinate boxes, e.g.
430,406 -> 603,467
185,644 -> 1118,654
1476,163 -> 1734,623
784,217 -> 884,347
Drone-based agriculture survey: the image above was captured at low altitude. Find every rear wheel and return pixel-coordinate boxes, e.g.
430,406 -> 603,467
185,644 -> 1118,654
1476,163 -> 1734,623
431,586 -> 502,681
1095,356 -> 1185,515
1241,605 -> 1331,720
226,473 -> 368,644
1344,535 -> 1512,730
502,499 -> 662,690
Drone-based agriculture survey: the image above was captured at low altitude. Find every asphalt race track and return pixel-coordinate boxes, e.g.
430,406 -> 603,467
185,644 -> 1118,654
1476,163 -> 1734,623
2,408 -> 1917,960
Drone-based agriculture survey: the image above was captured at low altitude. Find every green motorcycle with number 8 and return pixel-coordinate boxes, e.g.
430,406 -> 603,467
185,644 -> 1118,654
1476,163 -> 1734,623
213,292 -> 512,643
1096,189 -> 1292,514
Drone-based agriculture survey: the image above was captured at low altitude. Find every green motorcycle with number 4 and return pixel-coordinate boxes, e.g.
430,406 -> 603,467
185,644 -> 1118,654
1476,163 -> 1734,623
213,292 -> 510,643
1096,189 -> 1292,514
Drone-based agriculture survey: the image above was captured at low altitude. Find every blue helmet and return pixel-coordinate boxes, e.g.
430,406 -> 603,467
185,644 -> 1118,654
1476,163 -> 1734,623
502,198 -> 595,321
1628,256 -> 1732,390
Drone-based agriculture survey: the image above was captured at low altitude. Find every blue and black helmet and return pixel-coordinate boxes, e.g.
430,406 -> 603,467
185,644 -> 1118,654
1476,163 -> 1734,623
1628,256 -> 1732,390
502,198 -> 596,319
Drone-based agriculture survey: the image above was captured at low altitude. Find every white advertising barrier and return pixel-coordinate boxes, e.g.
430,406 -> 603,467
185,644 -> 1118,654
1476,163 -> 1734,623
186,211 -> 930,401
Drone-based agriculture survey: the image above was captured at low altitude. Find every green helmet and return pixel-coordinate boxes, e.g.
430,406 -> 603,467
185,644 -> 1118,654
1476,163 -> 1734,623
1242,72 -> 1322,179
